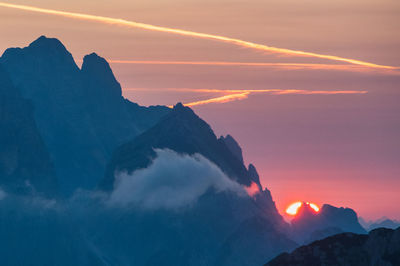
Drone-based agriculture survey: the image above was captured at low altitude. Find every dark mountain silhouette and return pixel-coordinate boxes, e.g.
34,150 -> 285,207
220,134 -> 244,164
102,103 -> 262,190
291,203 -> 366,243
0,36 -> 169,195
265,227 -> 400,266
0,64 -> 57,196
99,102 -> 295,264
80,191 -> 296,266
0,196 -> 107,266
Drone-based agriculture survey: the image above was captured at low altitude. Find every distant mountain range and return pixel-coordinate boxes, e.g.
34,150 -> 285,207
0,36 -> 396,265
359,217 -> 400,231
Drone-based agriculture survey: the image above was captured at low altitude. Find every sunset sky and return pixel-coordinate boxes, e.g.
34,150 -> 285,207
1,0 -> 399,220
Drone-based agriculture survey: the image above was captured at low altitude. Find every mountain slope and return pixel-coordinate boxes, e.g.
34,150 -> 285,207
98,102 -> 295,264
0,195 -> 108,266
0,36 -> 169,195
0,64 -> 57,196
266,227 -> 400,266
102,103 -> 262,190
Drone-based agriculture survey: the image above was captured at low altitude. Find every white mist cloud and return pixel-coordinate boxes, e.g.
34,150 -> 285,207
108,149 -> 247,210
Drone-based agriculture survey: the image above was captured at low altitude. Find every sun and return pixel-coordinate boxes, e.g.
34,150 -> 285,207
286,201 -> 302,215
285,201 -> 320,216
308,202 -> 320,212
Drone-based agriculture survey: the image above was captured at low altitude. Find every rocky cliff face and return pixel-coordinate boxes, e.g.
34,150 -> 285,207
103,103 -> 262,189
220,134 -> 244,164
0,64 -> 57,196
0,36 -> 169,195
265,227 -> 400,266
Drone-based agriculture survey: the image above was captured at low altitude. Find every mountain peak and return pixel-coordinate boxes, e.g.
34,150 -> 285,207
172,102 -> 194,114
168,102 -> 204,125
174,102 -> 185,109
81,52 -> 120,95
30,35 -> 62,46
1,35 -> 79,74
28,35 -> 71,56
82,52 -> 108,68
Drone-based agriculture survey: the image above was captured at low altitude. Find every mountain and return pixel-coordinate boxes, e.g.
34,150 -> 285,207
102,103 -> 262,190
369,219 -> 400,231
360,217 -> 400,231
291,203 -> 366,243
0,64 -> 57,196
99,102 -> 295,264
0,36 -> 169,195
76,190 -> 296,266
265,227 -> 400,266
220,134 -> 244,164
0,195 -> 107,266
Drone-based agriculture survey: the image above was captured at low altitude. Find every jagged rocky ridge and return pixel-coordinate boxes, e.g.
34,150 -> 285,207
103,103 -> 263,190
98,102 -> 294,264
0,36 -> 169,195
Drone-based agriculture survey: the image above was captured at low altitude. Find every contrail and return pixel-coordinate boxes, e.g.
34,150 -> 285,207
125,88 -> 368,107
183,89 -> 367,106
125,88 -> 368,94
108,60 -> 379,72
183,92 -> 250,107
0,2 -> 396,70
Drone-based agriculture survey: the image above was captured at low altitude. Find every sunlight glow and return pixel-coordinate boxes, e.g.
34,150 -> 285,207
286,201 -> 320,215
286,202 -> 303,215
309,203 -> 320,212
0,2 -> 397,69
244,182 -> 260,197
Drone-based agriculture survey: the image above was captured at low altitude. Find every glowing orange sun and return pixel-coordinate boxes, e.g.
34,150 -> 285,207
286,201 -> 320,215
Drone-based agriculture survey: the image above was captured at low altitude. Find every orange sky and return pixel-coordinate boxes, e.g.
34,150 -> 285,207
0,0 -> 399,220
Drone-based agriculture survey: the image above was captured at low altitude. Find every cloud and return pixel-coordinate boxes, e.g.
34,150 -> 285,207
109,61 -> 400,75
244,182 -> 260,197
108,149 -> 247,210
178,92 -> 250,107
182,89 -> 367,106
125,88 -> 367,107
0,2 -> 396,69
